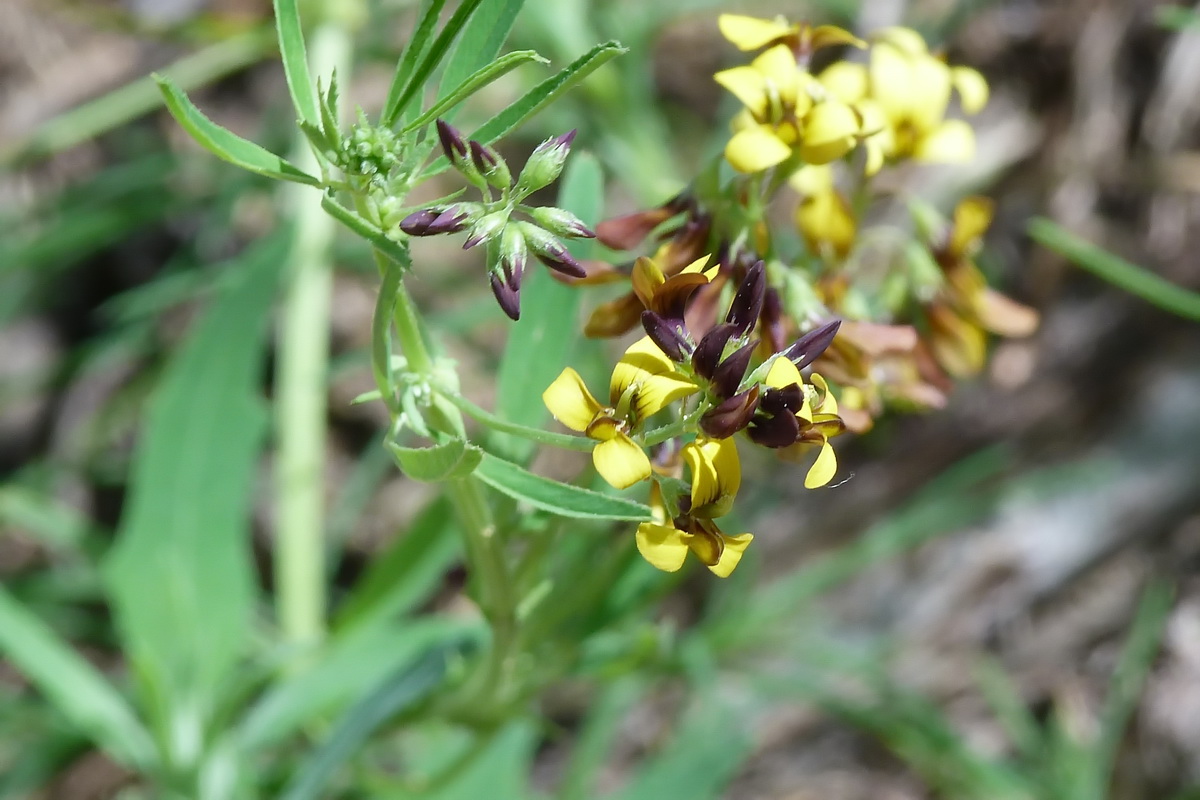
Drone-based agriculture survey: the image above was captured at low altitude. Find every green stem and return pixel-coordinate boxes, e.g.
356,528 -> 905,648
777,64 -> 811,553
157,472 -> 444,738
440,392 -> 594,451
1,28 -> 273,166
275,21 -> 352,648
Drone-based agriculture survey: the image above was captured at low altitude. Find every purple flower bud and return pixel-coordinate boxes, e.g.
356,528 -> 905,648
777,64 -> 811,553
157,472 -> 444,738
399,208 -> 441,236
517,221 -> 586,278
428,207 -> 471,233
469,140 -> 512,189
782,319 -> 842,370
725,261 -> 766,337
700,387 -> 761,439
436,119 -> 468,162
490,270 -> 521,321
748,409 -> 800,448
710,340 -> 757,399
641,310 -> 692,363
463,210 -> 508,250
692,323 -> 737,381
759,382 -> 804,415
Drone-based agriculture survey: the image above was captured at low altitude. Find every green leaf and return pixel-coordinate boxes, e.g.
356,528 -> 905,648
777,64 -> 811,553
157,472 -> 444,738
493,151 -> 601,462
388,437 -> 483,482
474,452 -> 652,521
1029,217 -> 1200,321
279,644 -> 463,800
238,619 -> 470,750
318,73 -> 341,144
102,234 -> 282,724
0,586 -> 155,770
617,699 -> 752,800
154,76 -> 319,185
380,0 -> 447,127
272,0 -> 318,125
319,192 -> 410,266
380,0 -> 486,127
407,721 -> 539,799
422,41 -> 626,177
333,496 -> 462,631
436,0 -> 529,104
404,50 -> 548,133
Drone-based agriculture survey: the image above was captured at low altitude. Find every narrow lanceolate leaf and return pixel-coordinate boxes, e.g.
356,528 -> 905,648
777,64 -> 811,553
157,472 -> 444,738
422,41 -> 626,178
102,234 -> 283,722
474,453 -> 652,521
403,51 -> 548,133
0,587 -> 155,770
380,0 -> 447,127
388,437 -> 483,482
494,152 -> 602,462
436,0 -> 528,103
319,192 -> 411,267
380,0 -> 486,127
279,644 -> 463,800
155,76 -> 320,185
1029,217 -> 1200,321
272,0 -> 318,125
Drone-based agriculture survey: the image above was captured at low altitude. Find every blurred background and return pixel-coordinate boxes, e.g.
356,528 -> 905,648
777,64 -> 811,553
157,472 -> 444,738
2,0 -> 1200,798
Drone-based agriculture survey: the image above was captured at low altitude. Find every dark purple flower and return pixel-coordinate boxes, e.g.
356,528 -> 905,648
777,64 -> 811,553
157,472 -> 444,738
700,387 -> 761,439
725,261 -> 766,337
783,319 -> 841,370
641,311 -> 692,363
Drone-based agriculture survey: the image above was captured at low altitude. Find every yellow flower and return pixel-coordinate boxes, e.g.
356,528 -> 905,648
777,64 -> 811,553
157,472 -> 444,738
543,337 -> 698,489
716,45 -> 861,173
790,164 -> 856,258
759,358 -> 843,488
718,14 -> 864,56
817,27 -> 988,165
923,197 -> 1038,377
635,439 -> 752,577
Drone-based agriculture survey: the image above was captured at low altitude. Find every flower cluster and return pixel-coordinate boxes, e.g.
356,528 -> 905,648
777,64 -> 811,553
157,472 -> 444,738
527,14 -> 1040,576
543,257 -> 846,576
399,120 -> 595,320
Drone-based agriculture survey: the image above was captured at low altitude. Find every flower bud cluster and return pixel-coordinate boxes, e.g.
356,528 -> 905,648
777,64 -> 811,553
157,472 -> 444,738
398,120 -> 594,320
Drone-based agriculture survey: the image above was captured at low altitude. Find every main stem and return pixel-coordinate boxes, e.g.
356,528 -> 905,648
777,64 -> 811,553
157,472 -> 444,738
388,272 -> 518,706
275,22 -> 352,648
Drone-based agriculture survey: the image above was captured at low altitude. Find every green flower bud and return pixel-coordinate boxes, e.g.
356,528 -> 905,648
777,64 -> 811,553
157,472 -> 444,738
527,206 -> 596,239
515,130 -> 576,196
463,209 -> 510,250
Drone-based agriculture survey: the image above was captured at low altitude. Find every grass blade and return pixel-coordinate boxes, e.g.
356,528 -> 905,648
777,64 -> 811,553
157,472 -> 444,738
102,234 -> 283,728
1029,217 -> 1200,321
279,643 -> 463,800
272,0 -> 318,125
155,76 -> 320,185
0,587 -> 155,770
380,0 -> 447,127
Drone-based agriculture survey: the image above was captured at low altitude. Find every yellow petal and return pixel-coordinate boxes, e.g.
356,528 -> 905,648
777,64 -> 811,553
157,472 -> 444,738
685,437 -> 740,517
869,41 -> 917,124
724,125 -> 793,173
593,434 -> 651,489
796,190 -> 856,258
951,66 -> 989,114
818,61 -> 868,104
927,304 -> 987,376
913,119 -> 975,162
908,55 -> 952,132
708,532 -> 754,577
810,372 -> 838,415
631,255 -> 666,307
975,288 -> 1039,337
635,522 -> 693,572
714,66 -> 769,118
874,26 -> 928,56
631,372 -> 700,421
789,164 -> 835,195
765,356 -> 802,389
950,197 -> 993,257
810,25 -> 866,51
800,101 -> 860,163
718,13 -> 795,51
543,368 -> 602,432
680,255 -> 712,275
804,438 -> 838,488
751,44 -> 801,107
864,138 -> 886,175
